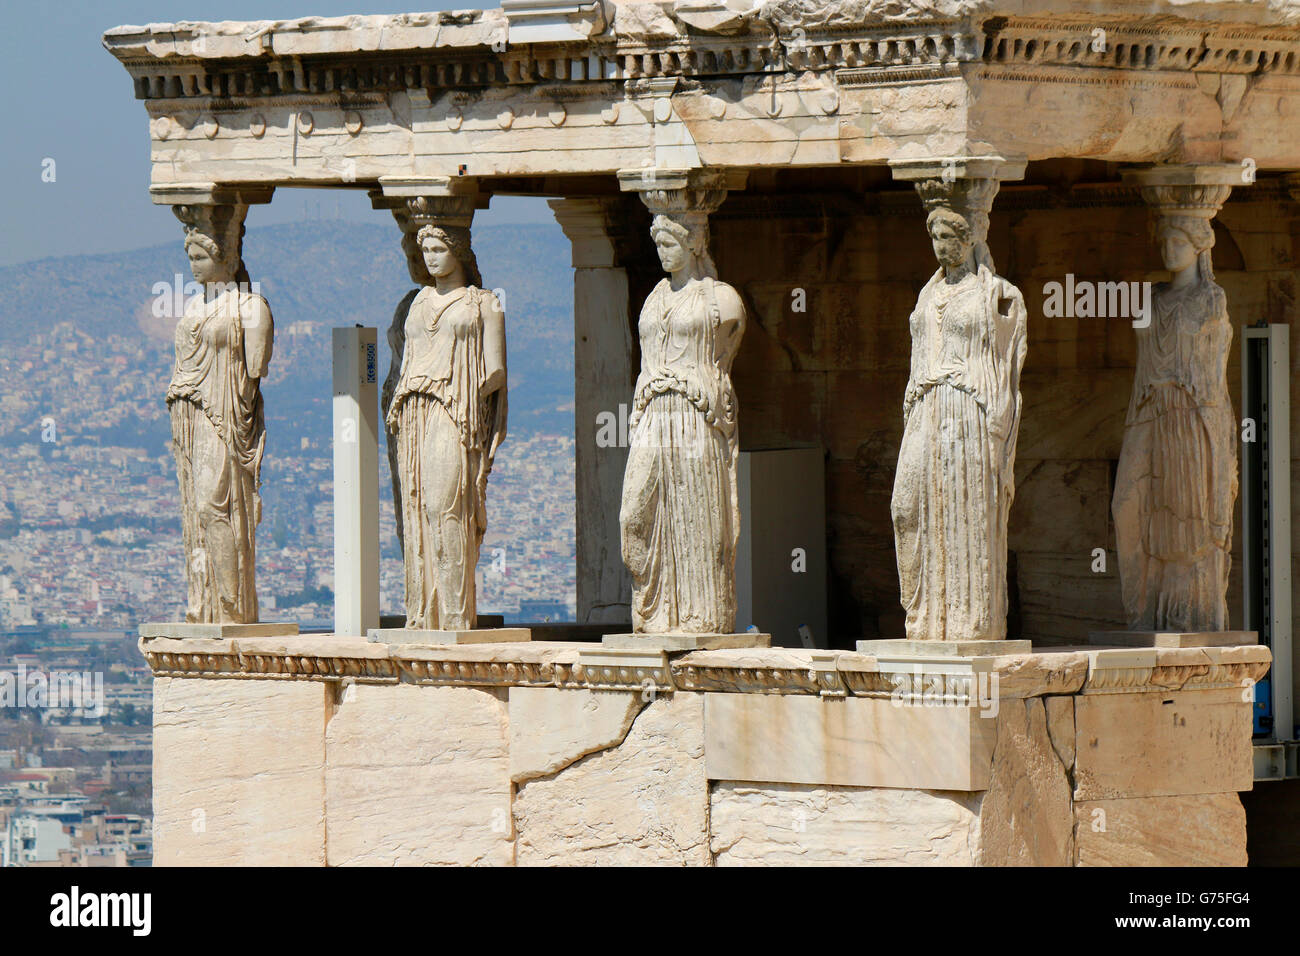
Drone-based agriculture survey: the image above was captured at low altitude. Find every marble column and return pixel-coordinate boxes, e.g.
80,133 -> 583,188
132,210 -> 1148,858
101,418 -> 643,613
370,177 -> 522,641
548,198 -> 635,625
371,176 -> 485,555
149,183 -> 282,631
877,158 -> 1030,653
603,168 -> 768,651
1112,164 -> 1242,634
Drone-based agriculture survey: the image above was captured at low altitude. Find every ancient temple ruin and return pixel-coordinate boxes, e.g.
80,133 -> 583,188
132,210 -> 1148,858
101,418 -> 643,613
105,0 -> 1297,865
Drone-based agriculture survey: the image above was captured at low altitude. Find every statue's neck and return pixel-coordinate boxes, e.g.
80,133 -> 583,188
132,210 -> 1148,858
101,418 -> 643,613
668,263 -> 707,291
1168,261 -> 1199,290
941,262 -> 974,283
203,279 -> 236,303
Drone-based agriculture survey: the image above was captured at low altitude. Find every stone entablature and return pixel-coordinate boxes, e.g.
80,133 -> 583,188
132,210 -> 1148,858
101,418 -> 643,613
103,0 -> 1300,189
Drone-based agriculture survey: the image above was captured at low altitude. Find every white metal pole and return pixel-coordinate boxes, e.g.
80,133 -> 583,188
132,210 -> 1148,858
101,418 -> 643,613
332,326 -> 380,636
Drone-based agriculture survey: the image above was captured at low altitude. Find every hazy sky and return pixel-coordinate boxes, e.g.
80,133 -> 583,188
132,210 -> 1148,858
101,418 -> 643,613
0,1 -> 552,267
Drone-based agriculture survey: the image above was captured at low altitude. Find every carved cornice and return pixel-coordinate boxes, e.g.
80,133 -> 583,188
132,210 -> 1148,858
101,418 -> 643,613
140,636 -> 576,687
142,644 -> 402,682
981,18 -> 1300,77
671,658 -> 823,695
1083,659 -> 1270,694
556,649 -> 674,692
139,636 -> 1273,701
398,656 -> 555,686
105,10 -> 1300,103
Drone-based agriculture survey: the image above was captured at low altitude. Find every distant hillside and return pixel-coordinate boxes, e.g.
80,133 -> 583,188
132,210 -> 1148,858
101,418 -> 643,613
0,219 -> 575,450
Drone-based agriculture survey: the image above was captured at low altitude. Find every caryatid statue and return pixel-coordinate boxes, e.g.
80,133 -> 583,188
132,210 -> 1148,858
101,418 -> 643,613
618,175 -> 746,634
166,202 -> 273,623
890,174 -> 1028,642
383,194 -> 508,631
1112,175 -> 1238,632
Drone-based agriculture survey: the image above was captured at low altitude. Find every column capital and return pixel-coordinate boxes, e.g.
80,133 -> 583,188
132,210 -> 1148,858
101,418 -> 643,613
890,157 -> 1023,270
149,182 -> 274,207
376,174 -> 483,200
1122,164 -> 1239,221
375,175 -> 488,230
371,179 -> 488,286
616,167 -> 746,219
1120,163 -> 1244,190
167,201 -> 254,277
548,198 -> 626,269
887,155 -> 1026,185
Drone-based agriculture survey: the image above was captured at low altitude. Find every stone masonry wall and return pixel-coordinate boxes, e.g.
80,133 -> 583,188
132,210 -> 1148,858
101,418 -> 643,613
147,638 -> 1267,866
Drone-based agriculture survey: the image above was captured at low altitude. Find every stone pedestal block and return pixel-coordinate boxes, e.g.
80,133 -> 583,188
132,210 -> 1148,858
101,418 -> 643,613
703,693 -> 999,790
513,692 -> 710,865
141,622 -> 299,639
603,632 -> 771,651
1073,689 -> 1254,799
153,676 -> 327,866
858,638 -> 1033,657
325,683 -> 512,866
1087,630 -> 1257,648
367,627 -> 531,645
1074,793 -> 1248,866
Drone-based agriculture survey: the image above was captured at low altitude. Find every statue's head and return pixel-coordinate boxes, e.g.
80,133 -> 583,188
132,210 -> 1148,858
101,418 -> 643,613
183,232 -> 235,285
1155,215 -> 1214,277
925,206 -> 975,272
176,204 -> 246,285
650,213 -> 717,279
416,223 -> 482,289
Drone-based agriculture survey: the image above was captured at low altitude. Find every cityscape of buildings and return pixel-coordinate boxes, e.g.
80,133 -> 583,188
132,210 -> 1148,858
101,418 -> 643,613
0,316 -> 577,866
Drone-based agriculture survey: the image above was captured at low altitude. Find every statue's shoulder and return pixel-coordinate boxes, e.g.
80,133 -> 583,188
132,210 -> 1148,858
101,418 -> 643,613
992,272 -> 1025,304
473,285 -> 503,315
709,278 -> 746,318
915,270 -> 943,299
239,289 -> 272,318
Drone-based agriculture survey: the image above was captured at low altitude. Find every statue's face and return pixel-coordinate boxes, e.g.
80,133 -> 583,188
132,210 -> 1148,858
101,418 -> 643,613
422,236 -> 460,281
1159,229 -> 1198,273
186,242 -> 227,284
930,220 -> 970,270
654,231 -> 688,273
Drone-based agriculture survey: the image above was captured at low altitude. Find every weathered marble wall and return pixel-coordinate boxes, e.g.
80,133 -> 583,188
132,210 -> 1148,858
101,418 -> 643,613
715,171 -> 1299,665
146,637 -> 1268,866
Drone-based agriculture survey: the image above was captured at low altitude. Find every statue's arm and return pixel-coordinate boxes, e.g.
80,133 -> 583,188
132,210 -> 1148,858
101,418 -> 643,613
242,297 -> 274,379
1193,285 -> 1232,405
901,302 -> 924,425
713,282 -> 746,362
479,290 -> 507,400
995,283 -> 1029,476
